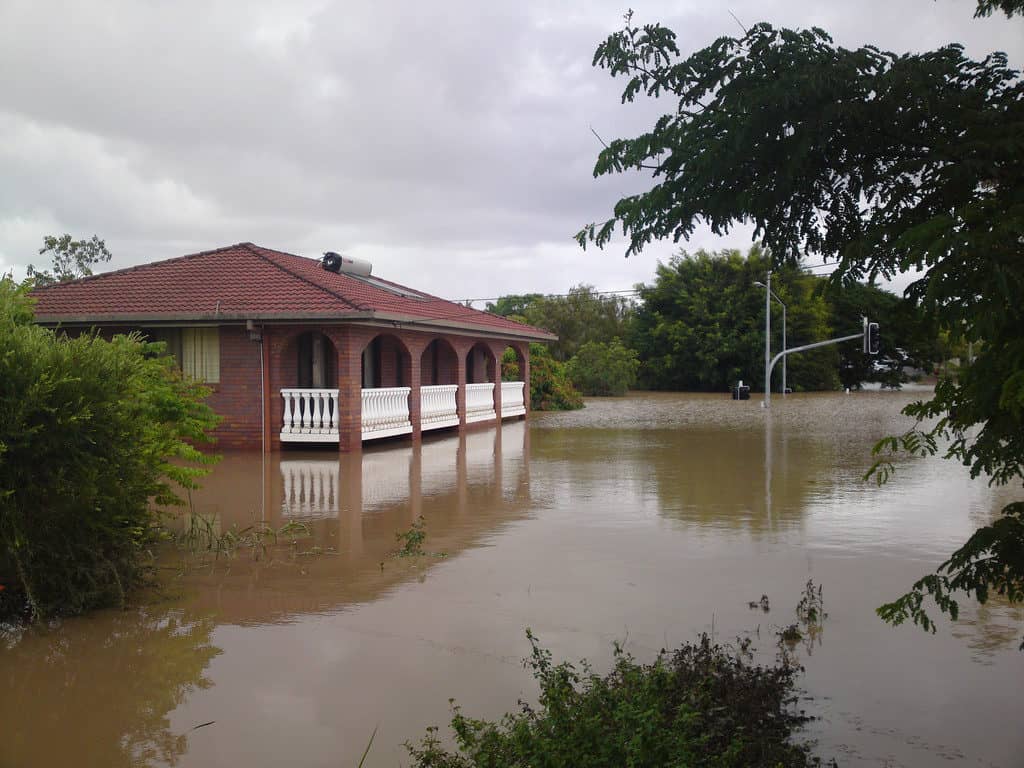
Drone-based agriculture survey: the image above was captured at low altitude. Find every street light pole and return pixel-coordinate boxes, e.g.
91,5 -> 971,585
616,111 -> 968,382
755,277 -> 788,400
780,300 -> 787,396
764,271 -> 771,407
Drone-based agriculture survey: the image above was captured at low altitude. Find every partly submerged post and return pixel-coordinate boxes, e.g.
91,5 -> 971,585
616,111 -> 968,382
764,271 -> 772,408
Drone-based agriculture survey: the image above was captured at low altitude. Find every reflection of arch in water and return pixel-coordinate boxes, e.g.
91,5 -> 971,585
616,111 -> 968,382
360,446 -> 413,511
499,420 -> 527,500
464,429 -> 497,486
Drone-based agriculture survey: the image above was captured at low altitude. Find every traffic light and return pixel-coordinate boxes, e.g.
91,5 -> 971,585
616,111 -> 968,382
867,322 -> 880,355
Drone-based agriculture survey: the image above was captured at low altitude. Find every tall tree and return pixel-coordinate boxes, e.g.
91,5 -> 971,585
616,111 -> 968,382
522,285 -> 634,361
631,247 -> 837,392
578,4 -> 1024,643
27,234 -> 112,285
486,294 -> 544,318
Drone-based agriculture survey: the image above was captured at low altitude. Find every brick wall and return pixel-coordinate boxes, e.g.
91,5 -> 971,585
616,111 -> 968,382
207,326 -> 265,448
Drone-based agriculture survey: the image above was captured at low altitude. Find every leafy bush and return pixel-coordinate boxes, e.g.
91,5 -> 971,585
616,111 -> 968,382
527,343 -> 583,411
0,279 -> 218,619
566,339 -> 640,396
501,347 -> 521,382
407,631 -> 816,768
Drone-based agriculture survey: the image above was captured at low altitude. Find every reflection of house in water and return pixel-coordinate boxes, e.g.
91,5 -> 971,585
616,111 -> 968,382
179,422 -> 531,624
278,422 -> 526,519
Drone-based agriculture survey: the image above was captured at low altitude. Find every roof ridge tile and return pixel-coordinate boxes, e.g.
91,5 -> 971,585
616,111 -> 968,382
239,243 -> 365,312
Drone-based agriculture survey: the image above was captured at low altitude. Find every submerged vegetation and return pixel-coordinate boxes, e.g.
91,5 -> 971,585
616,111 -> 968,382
392,516 -> 447,559
170,514 -> 315,563
408,630 -> 820,768
0,278 -> 218,621
407,583 -> 833,767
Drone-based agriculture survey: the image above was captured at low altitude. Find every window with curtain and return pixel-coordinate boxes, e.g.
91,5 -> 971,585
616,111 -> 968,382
180,328 -> 220,383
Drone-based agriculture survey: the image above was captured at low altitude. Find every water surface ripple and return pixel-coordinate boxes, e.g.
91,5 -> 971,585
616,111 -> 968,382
2,390 -> 1021,767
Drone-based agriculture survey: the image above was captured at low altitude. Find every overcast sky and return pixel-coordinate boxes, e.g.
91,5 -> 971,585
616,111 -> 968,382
1,0 -> 1021,304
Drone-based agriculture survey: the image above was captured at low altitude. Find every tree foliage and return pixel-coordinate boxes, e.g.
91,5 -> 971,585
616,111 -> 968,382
26,234 -> 112,286
486,294 -> 545,319
0,279 -> 218,619
630,247 -> 838,392
525,343 -> 583,411
826,281 -> 941,390
579,4 -> 1024,642
566,339 -> 640,396
522,285 -> 634,362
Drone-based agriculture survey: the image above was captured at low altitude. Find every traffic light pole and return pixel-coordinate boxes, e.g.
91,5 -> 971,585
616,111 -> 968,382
762,331 -> 865,408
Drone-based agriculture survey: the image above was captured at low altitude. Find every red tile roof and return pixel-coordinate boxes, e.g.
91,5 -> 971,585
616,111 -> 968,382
30,242 -> 555,341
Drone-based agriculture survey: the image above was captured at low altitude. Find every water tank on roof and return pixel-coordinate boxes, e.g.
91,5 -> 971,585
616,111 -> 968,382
322,251 -> 372,276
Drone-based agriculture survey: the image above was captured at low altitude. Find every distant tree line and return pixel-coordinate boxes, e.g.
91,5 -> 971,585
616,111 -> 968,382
490,246 -> 940,399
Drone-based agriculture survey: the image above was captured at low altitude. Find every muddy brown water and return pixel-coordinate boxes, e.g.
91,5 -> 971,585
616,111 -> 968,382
2,390 -> 1022,767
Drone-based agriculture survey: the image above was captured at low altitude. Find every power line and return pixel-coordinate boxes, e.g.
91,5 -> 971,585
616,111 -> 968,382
451,288 -> 642,306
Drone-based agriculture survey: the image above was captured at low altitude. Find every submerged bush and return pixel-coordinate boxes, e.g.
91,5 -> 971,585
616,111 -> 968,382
408,631 -> 816,768
566,339 -> 640,396
527,343 -> 583,411
0,279 -> 218,620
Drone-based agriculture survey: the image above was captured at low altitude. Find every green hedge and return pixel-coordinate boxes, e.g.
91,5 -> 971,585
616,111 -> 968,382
566,339 -> 640,396
0,279 -> 218,619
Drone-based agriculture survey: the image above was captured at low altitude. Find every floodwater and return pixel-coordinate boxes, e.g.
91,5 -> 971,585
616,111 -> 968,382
2,391 -> 1022,767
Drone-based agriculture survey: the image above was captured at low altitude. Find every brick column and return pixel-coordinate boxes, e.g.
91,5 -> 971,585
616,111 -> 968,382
489,341 -> 504,422
519,343 -> 531,416
455,342 -> 468,430
266,326 -> 297,452
331,327 -> 364,453
405,337 -> 425,442
261,327 -> 272,453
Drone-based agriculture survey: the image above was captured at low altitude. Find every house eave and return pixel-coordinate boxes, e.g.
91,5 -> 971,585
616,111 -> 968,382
33,310 -> 557,342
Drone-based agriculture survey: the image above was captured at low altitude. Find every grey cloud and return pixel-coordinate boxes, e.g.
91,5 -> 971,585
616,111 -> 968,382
0,0 -> 1021,296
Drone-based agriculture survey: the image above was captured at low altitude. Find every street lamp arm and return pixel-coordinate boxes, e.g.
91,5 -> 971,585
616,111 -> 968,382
765,331 -> 864,403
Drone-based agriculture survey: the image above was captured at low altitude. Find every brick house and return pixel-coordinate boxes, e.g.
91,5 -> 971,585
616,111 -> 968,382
30,242 -> 555,452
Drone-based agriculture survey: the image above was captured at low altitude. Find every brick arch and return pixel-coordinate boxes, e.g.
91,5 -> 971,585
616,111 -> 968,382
273,328 -> 338,389
464,341 -> 497,384
360,332 -> 412,388
420,337 -> 459,386
500,344 -> 527,382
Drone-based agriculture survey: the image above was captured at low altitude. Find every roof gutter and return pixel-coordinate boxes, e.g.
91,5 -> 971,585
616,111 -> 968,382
33,310 -> 557,342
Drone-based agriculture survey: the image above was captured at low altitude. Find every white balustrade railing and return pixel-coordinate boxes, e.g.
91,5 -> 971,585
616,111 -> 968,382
465,382 -> 496,423
362,386 -> 413,439
281,388 -> 339,442
500,381 -> 526,418
421,384 -> 459,431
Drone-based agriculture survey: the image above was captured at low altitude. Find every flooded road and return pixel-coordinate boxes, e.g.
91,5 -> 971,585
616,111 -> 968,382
2,391 -> 1022,767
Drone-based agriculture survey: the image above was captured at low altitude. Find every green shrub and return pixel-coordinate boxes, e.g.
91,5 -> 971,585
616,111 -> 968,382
407,631 -> 816,768
0,279 -> 218,620
500,347 -> 521,382
566,339 -> 640,396
527,343 -> 583,411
